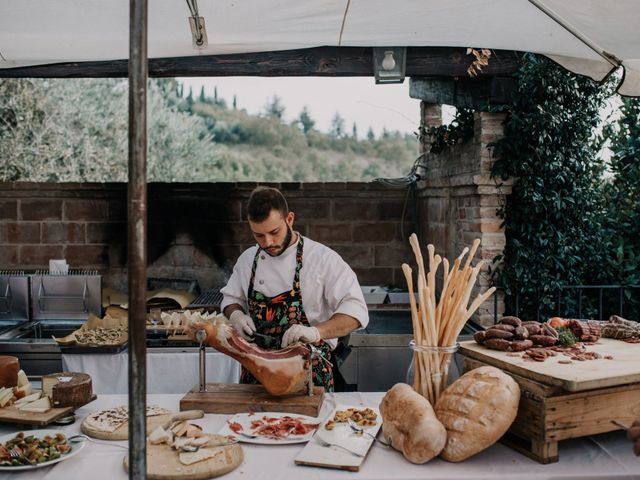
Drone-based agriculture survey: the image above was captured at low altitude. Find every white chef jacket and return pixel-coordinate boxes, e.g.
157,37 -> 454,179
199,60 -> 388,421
220,235 -> 369,350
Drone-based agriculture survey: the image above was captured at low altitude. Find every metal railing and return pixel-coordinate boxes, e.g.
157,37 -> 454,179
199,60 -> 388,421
493,285 -> 640,322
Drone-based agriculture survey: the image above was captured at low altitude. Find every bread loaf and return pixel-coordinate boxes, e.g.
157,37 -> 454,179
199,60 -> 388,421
435,366 -> 520,462
379,383 -> 446,464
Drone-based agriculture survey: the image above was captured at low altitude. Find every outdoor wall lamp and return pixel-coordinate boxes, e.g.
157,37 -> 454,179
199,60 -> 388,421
373,47 -> 407,84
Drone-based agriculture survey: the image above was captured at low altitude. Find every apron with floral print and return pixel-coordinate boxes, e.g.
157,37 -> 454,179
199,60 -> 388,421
240,236 -> 335,391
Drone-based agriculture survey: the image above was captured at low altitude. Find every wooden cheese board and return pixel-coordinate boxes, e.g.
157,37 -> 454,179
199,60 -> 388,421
81,409 -> 204,441
0,394 -> 96,426
459,338 -> 640,464
180,383 -> 325,417
123,435 -> 243,480
460,338 -> 640,392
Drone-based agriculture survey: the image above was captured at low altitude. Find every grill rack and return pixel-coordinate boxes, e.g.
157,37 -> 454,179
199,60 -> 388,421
188,289 -> 223,310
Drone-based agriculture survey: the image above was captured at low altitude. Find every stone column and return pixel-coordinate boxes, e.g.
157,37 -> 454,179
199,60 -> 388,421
418,108 -> 511,326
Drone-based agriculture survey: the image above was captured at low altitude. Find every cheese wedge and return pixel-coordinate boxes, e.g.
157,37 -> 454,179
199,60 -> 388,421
13,382 -> 33,399
148,426 -> 172,445
17,406 -> 50,413
17,370 -> 29,388
17,395 -> 51,412
0,388 -> 14,407
14,391 -> 41,405
179,448 -> 223,466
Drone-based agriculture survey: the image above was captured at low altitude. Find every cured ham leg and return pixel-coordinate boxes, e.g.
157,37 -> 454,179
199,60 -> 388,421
190,323 -> 310,396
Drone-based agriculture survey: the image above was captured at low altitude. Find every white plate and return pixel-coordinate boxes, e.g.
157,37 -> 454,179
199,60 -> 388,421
0,429 -> 84,471
217,412 -> 320,445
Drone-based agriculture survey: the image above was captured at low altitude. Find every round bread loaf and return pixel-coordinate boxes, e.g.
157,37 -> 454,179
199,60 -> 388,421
435,366 -> 520,462
379,383 -> 447,464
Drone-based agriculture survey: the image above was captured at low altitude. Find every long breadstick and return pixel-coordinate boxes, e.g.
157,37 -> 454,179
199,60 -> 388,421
463,239 -> 481,271
461,287 -> 497,324
435,257 -> 450,328
405,236 -> 494,403
402,263 -> 424,392
442,262 -> 484,346
402,264 -> 421,343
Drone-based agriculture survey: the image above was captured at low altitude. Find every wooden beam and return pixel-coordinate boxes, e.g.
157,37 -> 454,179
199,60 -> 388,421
0,47 -> 522,78
409,76 -> 518,109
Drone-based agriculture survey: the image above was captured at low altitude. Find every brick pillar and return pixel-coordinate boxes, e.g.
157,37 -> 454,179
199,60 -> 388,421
473,111 -> 511,325
420,102 -> 442,128
418,109 -> 511,326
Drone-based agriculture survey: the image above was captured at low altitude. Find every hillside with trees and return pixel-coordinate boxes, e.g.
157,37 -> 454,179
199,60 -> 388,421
0,78 -> 419,182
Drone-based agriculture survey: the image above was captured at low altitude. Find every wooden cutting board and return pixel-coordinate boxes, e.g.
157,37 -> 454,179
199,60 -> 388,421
81,409 -> 204,440
0,394 -> 96,426
459,338 -> 640,391
180,383 -> 324,417
295,405 -> 382,472
123,436 -> 243,480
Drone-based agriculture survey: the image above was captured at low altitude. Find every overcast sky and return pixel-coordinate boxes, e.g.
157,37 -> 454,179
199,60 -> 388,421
178,77 -> 428,137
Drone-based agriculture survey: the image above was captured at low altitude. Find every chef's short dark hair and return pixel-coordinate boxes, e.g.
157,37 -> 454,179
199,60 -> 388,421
247,186 -> 289,222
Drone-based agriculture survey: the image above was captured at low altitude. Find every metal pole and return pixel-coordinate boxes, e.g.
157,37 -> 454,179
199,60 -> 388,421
128,0 -> 148,478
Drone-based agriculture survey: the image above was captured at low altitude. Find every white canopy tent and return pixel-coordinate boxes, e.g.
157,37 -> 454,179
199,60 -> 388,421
1,0 -> 639,95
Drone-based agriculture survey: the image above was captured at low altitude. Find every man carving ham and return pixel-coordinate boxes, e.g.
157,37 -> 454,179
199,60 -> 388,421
220,186 -> 368,392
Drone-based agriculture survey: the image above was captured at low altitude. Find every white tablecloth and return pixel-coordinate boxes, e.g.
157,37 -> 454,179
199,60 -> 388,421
1,392 -> 639,479
62,351 -> 241,394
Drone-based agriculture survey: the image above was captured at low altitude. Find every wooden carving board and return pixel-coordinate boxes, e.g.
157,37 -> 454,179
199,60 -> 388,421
81,411 -> 201,441
0,405 -> 73,426
180,383 -> 325,417
459,338 -> 640,392
0,394 -> 96,426
123,436 -> 243,480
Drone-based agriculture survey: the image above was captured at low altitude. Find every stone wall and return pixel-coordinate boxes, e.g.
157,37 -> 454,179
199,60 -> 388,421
417,103 -> 510,325
0,182 -> 416,292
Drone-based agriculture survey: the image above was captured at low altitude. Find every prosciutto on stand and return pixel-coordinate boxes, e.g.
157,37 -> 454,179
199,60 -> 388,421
191,323 -> 311,396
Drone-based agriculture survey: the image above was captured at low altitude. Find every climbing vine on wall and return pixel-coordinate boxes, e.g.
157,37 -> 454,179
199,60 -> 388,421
490,53 -> 615,320
418,108 -> 475,154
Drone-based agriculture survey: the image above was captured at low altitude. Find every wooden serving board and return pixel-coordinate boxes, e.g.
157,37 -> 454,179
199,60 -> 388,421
0,394 -> 96,426
81,410 -> 204,441
123,436 -> 243,480
459,338 -> 640,392
180,383 -> 325,417
295,405 -> 382,472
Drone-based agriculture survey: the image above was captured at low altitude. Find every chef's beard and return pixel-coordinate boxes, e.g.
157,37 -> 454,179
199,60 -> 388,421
265,225 -> 293,257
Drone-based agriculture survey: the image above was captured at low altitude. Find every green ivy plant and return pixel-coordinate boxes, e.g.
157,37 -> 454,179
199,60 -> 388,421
490,53 -> 615,320
601,97 -> 640,316
417,108 -> 475,154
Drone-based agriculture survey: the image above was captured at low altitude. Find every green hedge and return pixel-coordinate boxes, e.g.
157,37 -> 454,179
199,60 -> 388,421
489,54 -> 631,320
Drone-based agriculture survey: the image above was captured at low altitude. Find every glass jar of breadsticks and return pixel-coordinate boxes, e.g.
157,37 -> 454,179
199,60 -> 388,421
402,234 -> 496,406
406,341 -> 459,405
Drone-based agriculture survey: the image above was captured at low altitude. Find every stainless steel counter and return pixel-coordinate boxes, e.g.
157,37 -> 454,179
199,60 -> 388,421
0,320 -> 201,378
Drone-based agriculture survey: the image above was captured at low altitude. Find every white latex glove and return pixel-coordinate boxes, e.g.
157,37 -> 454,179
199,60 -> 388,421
281,324 -> 321,348
228,310 -> 256,340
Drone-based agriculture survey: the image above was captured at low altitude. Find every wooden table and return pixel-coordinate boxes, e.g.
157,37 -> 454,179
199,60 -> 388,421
459,338 -> 640,463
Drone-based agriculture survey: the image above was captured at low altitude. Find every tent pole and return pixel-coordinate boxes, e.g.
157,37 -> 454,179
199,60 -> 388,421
128,0 -> 148,478
528,0 -> 621,66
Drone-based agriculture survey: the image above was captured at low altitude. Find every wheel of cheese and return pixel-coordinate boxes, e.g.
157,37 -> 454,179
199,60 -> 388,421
0,356 -> 19,388
42,372 -> 93,407
435,366 -> 520,462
